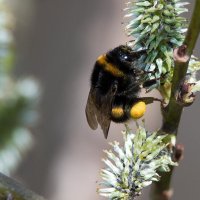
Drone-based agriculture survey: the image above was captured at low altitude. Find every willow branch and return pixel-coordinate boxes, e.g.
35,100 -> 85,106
0,172 -> 46,200
150,0 -> 200,199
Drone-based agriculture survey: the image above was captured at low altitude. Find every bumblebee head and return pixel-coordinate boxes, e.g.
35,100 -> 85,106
107,45 -> 146,73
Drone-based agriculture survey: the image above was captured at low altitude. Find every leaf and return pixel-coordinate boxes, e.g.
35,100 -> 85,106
136,1 -> 152,6
191,81 -> 200,93
151,15 -> 160,23
156,58 -> 163,74
151,23 -> 160,33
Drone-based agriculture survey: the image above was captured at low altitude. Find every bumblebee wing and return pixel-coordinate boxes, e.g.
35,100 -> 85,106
96,107 -> 111,139
85,88 -> 98,130
95,91 -> 113,139
86,84 -> 117,139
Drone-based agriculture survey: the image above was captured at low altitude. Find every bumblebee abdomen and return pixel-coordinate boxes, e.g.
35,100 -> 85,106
111,106 -> 129,123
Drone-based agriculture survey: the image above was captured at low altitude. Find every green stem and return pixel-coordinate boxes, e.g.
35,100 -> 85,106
161,59 -> 188,135
151,0 -> 200,199
0,172 -> 46,200
185,0 -> 200,56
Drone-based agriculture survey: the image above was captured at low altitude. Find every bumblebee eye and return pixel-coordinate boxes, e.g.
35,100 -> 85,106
122,55 -> 130,62
122,55 -> 132,62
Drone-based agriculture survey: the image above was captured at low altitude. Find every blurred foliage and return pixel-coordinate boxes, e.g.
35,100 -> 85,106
0,0 -> 39,174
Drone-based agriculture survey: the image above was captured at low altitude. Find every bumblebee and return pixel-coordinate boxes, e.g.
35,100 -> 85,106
85,45 -> 159,138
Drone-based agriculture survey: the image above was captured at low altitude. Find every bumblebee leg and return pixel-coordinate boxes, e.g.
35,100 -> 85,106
128,96 -> 162,120
129,101 -> 146,119
137,97 -> 162,104
143,71 -> 170,88
143,78 -> 159,88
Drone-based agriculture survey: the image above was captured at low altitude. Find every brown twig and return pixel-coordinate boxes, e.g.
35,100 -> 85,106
150,0 -> 200,199
0,172 -> 46,200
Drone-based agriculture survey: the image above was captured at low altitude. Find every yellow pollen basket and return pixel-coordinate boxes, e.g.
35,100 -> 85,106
111,107 -> 124,118
130,101 -> 146,119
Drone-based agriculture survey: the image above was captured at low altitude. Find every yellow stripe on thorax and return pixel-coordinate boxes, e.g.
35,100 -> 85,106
97,55 -> 124,77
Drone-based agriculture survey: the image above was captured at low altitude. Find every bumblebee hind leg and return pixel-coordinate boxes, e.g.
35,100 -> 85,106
128,97 -> 162,120
111,95 -> 160,122
111,100 -> 147,122
129,101 -> 146,119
